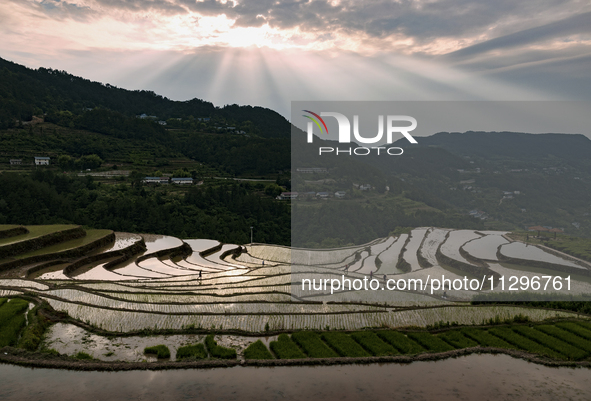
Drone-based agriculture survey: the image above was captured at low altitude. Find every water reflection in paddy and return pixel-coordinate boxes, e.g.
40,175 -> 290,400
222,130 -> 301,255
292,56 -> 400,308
1,354 -> 590,400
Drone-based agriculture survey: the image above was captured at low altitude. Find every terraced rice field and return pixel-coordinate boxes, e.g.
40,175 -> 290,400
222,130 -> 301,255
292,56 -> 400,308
462,234 -> 509,261
420,228 -> 449,266
440,230 -> 481,265
402,228 -> 428,271
0,225 -> 590,337
500,242 -> 586,269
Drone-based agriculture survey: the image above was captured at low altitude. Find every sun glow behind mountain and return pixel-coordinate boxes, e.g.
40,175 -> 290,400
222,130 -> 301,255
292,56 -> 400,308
1,0 -> 590,116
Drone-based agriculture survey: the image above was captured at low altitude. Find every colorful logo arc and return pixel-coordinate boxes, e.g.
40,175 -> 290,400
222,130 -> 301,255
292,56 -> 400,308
302,110 -> 329,135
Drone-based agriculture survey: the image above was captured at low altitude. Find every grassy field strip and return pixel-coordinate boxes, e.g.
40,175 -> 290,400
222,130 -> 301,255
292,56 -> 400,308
460,328 -> 518,349
291,331 -> 338,358
270,334 -> 306,359
237,319 -> 591,360
41,301 -> 585,332
0,279 -> 49,290
351,331 -> 399,356
535,325 -> 591,353
376,331 -> 426,354
420,228 -> 450,266
244,340 -> 275,359
29,300 -> 414,332
383,306 -> 582,328
176,343 -> 207,360
374,235 -> 407,275
403,229 -> 428,271
11,229 -> 113,260
205,334 -> 237,359
440,230 -> 481,265
488,327 -> 565,360
555,322 -> 591,339
406,332 -> 456,352
98,291 -> 294,303
462,234 -> 509,261
0,225 -> 77,247
512,325 -> 588,360
41,289 -> 384,314
0,298 -> 29,347
303,289 -> 452,307
436,330 -> 479,348
321,332 -> 371,357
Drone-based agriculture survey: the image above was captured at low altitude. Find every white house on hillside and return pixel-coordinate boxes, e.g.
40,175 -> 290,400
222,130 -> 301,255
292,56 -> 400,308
34,157 -> 50,166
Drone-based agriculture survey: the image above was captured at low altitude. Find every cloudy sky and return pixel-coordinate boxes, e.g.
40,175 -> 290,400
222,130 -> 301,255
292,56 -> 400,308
1,0 -> 590,117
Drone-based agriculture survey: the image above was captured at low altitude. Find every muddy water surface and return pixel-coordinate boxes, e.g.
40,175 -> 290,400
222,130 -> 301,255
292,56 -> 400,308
0,354 -> 590,400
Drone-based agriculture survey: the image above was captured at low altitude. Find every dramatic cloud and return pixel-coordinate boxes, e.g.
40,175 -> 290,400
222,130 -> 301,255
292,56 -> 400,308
0,0 -> 590,114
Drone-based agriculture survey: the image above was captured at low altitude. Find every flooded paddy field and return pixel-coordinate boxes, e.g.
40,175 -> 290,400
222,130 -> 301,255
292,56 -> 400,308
1,354 -> 590,400
4,223 -> 591,396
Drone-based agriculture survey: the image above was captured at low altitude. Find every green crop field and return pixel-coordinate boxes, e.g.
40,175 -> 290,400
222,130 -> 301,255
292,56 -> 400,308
176,343 -> 207,360
460,328 -> 518,349
0,298 -> 30,347
144,344 -> 171,359
350,332 -> 398,356
291,331 -> 338,358
376,331 -> 425,354
12,229 -> 112,259
244,340 -> 274,360
270,334 -> 306,359
321,332 -> 371,357
406,332 -> 456,353
437,330 -> 479,349
535,325 -> 591,353
488,327 -> 565,360
205,335 -> 237,359
512,326 -> 587,360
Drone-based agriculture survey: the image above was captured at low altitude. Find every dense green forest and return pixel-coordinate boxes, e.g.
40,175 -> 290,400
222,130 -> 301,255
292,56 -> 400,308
0,170 -> 290,245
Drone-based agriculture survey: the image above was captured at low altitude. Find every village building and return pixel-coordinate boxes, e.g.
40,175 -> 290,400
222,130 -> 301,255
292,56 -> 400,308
277,192 -> 298,200
171,178 -> 194,185
143,177 -> 169,184
296,168 -> 328,174
34,157 -> 50,166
